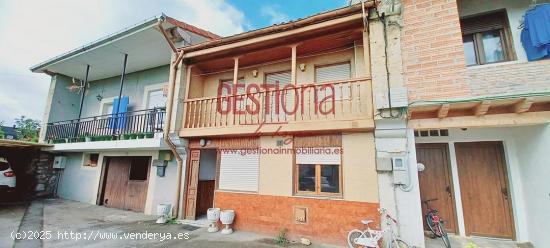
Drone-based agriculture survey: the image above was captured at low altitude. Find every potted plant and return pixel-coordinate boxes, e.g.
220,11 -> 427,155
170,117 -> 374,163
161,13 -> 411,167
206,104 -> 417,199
145,132 -> 154,139
137,133 -> 145,139
130,133 -> 138,139
122,134 -> 131,140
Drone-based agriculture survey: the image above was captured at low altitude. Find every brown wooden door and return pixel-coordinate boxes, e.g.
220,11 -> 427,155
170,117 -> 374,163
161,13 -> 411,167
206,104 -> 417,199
196,180 -> 215,216
103,157 -> 130,209
124,157 -> 150,212
455,142 -> 514,239
185,150 -> 201,220
416,143 -> 457,233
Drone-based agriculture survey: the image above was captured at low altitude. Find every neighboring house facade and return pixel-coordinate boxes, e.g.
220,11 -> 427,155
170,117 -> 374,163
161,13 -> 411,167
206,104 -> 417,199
31,14 -> 218,214
395,0 -> 550,247
0,126 -> 17,140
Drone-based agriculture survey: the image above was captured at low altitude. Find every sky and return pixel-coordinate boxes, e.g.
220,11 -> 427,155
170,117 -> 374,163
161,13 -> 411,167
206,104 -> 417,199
0,0 -> 348,126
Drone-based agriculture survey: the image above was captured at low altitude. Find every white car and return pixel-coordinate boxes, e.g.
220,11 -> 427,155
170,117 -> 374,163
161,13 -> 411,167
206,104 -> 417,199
0,157 -> 16,191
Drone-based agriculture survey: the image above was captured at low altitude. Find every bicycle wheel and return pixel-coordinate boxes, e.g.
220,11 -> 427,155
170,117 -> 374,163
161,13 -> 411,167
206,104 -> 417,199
387,238 -> 409,248
347,229 -> 366,248
438,222 -> 451,248
425,213 -> 440,237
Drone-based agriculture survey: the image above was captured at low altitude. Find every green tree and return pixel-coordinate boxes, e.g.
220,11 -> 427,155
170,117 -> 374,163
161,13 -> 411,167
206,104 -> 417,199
15,116 -> 40,142
0,121 -> 5,139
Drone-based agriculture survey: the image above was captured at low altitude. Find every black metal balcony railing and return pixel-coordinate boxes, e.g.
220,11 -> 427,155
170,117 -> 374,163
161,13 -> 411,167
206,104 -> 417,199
46,108 -> 166,143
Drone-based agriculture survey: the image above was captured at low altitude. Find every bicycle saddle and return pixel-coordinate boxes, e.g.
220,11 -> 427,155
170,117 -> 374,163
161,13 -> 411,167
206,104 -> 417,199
361,219 -> 374,225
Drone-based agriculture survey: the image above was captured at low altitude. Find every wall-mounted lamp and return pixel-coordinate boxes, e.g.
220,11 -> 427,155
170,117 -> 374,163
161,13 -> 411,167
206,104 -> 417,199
252,69 -> 258,77
299,63 -> 307,72
199,138 -> 206,147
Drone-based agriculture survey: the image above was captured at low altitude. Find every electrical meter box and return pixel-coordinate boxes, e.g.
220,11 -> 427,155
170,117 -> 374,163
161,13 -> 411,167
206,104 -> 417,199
53,156 -> 67,169
392,157 -> 408,185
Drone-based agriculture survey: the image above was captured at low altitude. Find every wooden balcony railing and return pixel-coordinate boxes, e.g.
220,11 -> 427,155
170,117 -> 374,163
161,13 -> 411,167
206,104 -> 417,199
46,108 -> 166,143
182,78 -> 372,134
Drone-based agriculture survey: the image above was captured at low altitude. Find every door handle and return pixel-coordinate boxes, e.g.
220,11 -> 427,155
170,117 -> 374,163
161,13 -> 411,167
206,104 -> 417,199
446,186 -> 452,197
501,188 -> 509,199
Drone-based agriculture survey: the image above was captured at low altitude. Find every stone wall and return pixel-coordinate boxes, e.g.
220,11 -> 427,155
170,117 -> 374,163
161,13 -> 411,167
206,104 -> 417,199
30,152 -> 57,197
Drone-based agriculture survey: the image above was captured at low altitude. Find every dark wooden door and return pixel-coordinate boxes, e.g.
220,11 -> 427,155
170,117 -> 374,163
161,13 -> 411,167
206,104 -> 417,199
196,180 -> 215,216
103,157 -> 130,209
416,143 -> 457,233
455,142 -> 514,239
185,150 -> 201,220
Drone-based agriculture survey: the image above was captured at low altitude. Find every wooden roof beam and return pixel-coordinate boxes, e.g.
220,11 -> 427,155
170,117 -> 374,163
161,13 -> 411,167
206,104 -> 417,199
514,98 -> 534,113
438,104 -> 451,118
474,100 -> 491,116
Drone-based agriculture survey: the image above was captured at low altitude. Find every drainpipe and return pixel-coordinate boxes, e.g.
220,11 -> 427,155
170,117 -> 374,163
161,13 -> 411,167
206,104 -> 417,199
164,51 -> 185,218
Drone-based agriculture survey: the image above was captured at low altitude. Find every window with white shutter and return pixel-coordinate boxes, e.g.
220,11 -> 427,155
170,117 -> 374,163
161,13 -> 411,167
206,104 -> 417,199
265,71 -> 293,121
218,151 -> 260,192
315,62 -> 351,100
219,78 -> 246,111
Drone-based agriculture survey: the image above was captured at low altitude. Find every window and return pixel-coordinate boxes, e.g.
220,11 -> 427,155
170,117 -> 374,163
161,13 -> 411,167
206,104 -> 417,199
296,164 -> 341,195
146,89 -> 167,109
265,71 -> 292,120
294,146 -> 342,196
219,78 -> 246,112
315,62 -> 351,100
83,153 -> 99,167
129,157 -> 150,181
461,11 -> 514,66
218,150 -> 260,192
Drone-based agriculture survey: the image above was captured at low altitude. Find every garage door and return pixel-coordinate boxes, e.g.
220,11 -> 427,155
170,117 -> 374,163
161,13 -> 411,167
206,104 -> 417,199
219,151 -> 259,192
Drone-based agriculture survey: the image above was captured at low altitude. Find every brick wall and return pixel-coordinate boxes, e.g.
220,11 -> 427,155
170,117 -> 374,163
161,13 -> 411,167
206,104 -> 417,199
214,191 -> 379,245
401,0 -> 470,101
467,60 -> 550,97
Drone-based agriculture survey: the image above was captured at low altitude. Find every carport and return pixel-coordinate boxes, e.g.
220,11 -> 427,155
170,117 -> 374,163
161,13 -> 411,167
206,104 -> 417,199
0,140 -> 53,201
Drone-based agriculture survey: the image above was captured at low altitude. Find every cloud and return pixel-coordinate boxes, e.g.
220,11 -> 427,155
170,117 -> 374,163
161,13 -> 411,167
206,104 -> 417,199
0,0 -> 246,125
260,5 -> 291,24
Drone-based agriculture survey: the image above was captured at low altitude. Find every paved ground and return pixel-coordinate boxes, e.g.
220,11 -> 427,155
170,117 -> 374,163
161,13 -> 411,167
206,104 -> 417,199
2,199 -> 338,248
425,234 -> 518,248
0,202 -> 27,248
1,198 -> 522,248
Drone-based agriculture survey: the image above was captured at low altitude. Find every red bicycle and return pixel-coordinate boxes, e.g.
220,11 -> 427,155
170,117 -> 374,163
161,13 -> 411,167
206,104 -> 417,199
423,198 -> 451,248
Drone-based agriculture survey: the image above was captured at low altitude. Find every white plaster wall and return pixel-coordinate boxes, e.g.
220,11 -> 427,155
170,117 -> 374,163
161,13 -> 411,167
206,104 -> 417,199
146,156 -> 179,215
459,0 -> 530,63
512,124 -> 550,247
415,125 -> 550,244
57,153 -> 102,204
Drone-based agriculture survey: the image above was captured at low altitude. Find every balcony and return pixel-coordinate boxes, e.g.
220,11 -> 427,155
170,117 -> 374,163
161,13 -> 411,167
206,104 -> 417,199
45,108 -> 166,144
180,78 -> 373,137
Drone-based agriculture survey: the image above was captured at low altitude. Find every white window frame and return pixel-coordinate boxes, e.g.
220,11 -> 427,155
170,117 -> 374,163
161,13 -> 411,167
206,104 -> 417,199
142,83 -> 169,110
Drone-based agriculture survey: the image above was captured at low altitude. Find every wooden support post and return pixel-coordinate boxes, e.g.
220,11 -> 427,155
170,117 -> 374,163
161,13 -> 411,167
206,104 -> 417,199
291,44 -> 297,85
232,57 -> 239,125
514,98 -> 534,113
474,100 -> 491,116
438,104 -> 451,119
182,65 -> 193,128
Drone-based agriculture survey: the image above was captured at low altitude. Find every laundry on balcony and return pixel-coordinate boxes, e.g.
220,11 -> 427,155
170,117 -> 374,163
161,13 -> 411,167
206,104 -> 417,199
109,96 -> 129,129
521,3 -> 550,61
